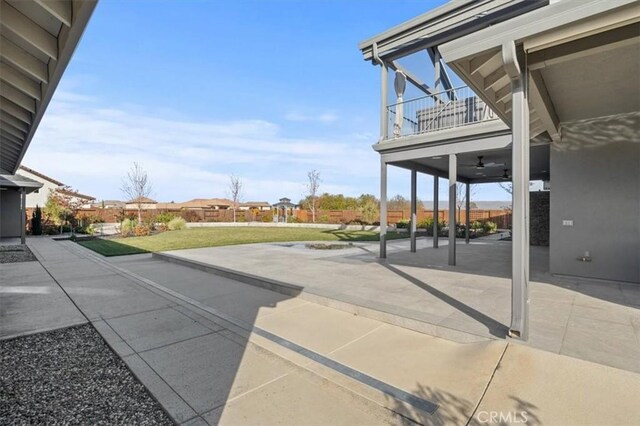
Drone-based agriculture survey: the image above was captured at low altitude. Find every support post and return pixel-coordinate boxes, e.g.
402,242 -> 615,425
465,182 -> 470,244
433,175 -> 439,248
380,159 -> 388,259
380,61 -> 389,141
410,169 -> 417,253
20,188 -> 26,245
448,155 -> 457,266
503,41 -> 530,341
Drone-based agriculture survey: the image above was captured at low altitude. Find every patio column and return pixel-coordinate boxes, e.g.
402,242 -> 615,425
503,41 -> 530,340
448,154 -> 456,266
20,188 -> 26,245
410,169 -> 417,252
465,182 -> 470,244
433,175 -> 439,248
380,158 -> 388,259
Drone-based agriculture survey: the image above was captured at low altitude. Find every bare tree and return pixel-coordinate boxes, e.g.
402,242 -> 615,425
306,170 -> 321,223
455,183 -> 477,222
121,162 -> 153,223
227,175 -> 243,223
498,182 -> 512,195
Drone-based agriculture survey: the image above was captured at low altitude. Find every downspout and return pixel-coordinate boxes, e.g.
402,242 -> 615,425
502,40 -> 530,341
373,43 -> 389,143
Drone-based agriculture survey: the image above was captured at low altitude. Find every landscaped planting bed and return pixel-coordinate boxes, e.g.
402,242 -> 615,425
0,324 -> 171,425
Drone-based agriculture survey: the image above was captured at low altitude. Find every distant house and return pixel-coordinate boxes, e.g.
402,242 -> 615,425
18,166 -> 95,209
125,197 -> 157,210
238,201 -> 271,211
156,198 -> 233,210
91,200 -> 126,209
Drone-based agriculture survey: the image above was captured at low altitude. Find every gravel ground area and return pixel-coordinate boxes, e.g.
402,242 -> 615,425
0,324 -> 173,425
0,245 -> 37,264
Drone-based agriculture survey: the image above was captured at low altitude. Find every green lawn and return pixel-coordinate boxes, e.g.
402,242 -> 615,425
78,227 -> 406,256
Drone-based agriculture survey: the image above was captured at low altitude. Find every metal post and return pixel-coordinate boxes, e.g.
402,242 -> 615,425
410,169 -> 417,253
380,159 -> 388,259
503,42 -> 530,341
465,182 -> 470,244
448,155 -> 457,266
433,175 -> 439,248
20,188 -> 26,245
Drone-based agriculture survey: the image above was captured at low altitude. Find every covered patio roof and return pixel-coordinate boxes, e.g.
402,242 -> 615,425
0,172 -> 42,193
0,0 -> 98,174
438,0 -> 639,140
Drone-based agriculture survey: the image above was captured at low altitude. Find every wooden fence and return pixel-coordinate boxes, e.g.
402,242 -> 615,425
30,207 -> 511,228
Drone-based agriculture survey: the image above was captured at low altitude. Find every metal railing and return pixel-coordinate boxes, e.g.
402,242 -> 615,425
386,86 -> 499,140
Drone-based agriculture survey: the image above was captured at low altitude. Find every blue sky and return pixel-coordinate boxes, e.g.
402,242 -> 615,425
24,0 -> 511,203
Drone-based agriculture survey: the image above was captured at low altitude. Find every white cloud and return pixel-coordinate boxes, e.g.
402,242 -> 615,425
24,91 -> 379,202
284,110 -> 339,123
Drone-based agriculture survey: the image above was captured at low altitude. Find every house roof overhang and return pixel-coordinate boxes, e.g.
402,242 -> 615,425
438,0 -> 640,139
0,0 -> 98,174
358,0 -> 547,63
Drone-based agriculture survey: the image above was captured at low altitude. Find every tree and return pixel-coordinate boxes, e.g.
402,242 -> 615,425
227,175 -> 243,223
305,170 -> 321,223
121,162 -> 153,223
456,183 -> 478,222
358,198 -> 379,224
31,205 -> 42,235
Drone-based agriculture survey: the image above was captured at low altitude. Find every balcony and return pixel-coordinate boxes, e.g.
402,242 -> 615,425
386,86 -> 500,140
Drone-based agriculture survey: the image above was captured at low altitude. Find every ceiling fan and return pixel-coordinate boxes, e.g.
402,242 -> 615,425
461,155 -> 505,169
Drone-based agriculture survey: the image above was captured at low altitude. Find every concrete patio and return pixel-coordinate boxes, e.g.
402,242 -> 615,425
2,237 -> 640,425
156,237 -> 640,373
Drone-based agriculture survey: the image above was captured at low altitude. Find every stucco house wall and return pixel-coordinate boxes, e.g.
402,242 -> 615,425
19,168 -> 61,208
550,113 -> 640,283
0,189 -> 22,238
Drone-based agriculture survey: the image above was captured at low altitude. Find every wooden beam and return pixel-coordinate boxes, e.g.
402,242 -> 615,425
529,70 -> 560,142
0,1 -> 58,59
495,84 -> 511,104
483,67 -> 509,91
0,82 -> 36,113
0,36 -> 48,83
470,49 -> 501,75
528,23 -> 640,71
35,0 -> 72,27
0,62 -> 41,100
0,98 -> 32,124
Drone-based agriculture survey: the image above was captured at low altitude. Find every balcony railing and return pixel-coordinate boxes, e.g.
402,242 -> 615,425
386,86 -> 499,140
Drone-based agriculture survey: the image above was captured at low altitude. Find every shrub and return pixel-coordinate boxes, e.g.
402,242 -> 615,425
31,206 -> 43,235
261,214 -> 273,223
471,220 -> 483,231
133,224 -> 151,236
318,215 -> 330,224
167,217 -> 187,231
287,216 -> 302,224
120,218 -> 136,237
155,212 -> 176,225
395,219 -> 410,229
483,221 -> 497,234
155,223 -> 168,232
417,217 -> 433,229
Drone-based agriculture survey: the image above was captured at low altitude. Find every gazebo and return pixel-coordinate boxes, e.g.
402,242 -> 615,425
272,197 -> 298,223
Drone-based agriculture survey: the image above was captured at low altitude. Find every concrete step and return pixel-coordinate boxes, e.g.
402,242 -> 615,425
153,251 -> 493,344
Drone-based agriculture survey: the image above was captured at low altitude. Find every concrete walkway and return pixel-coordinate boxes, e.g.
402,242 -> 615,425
157,239 -> 640,373
3,237 -> 640,425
